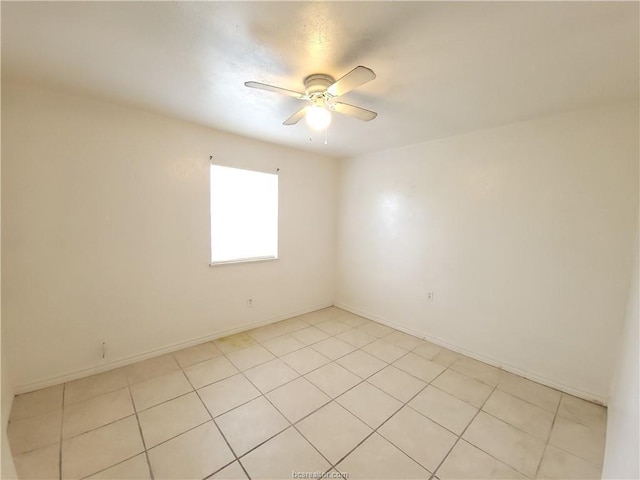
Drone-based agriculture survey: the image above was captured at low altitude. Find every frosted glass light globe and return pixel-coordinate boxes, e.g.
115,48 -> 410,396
305,105 -> 332,130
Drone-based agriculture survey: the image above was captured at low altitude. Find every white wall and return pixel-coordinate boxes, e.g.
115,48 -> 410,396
336,102 -> 638,402
2,82 -> 338,392
602,224 -> 639,479
1,131 -> 18,477
1,341 -> 17,479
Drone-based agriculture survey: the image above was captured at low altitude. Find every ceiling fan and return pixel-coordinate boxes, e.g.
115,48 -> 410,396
245,66 -> 377,130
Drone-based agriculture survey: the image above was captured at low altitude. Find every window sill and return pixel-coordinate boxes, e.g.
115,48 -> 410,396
209,256 -> 278,267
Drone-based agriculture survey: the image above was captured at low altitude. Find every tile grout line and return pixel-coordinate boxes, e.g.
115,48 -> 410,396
332,359 -> 451,476
435,406 -> 555,480
536,426 -> 605,469
137,418 -> 211,453
337,346 -> 450,466
429,381 -> 499,480
10,309 -> 607,480
78,454 -> 146,479
121,316 -> 342,474
180,360 -> 253,480
203,459 -> 242,480
534,393 -> 564,479
122,320 -> 417,462
60,384 -> 192,444
51,318 -> 426,479
426,375 -> 560,480
216,333 -> 317,473
56,412 -> 139,443
288,377 -> 371,472
127,383 -> 155,480
181,315 -> 382,388
58,383 -> 65,480
452,374 -> 573,476
231,351 -> 337,477
128,370 -> 195,414
55,380 -> 192,443
56,380 -> 157,478
145,316 -> 319,376
209,318 -> 398,475
15,339 -> 436,435
494,378 -> 565,414
233,355 -> 376,473
5,316 -> 392,458
547,391 -> 608,433
429,380 -> 550,479
478,404 -> 557,447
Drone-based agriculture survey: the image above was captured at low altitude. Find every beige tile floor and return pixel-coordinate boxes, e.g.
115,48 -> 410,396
8,307 -> 607,480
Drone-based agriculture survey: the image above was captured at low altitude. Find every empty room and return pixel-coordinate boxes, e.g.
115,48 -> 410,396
1,2 -> 638,480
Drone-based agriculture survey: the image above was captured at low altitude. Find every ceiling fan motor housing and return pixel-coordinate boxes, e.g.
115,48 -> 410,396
304,74 -> 335,100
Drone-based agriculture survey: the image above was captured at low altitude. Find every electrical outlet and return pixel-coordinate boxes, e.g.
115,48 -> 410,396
100,341 -> 107,360
247,298 -> 253,308
427,291 -> 434,300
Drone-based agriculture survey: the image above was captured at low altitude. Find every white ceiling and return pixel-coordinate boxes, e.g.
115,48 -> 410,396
2,1 -> 638,158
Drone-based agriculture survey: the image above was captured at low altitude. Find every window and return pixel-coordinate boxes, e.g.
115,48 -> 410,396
210,164 -> 278,264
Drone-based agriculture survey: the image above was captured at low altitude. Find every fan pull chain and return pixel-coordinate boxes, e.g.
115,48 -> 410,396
324,126 -> 329,145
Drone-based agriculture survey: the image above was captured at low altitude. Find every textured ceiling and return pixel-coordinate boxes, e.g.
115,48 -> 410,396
2,1 -> 639,158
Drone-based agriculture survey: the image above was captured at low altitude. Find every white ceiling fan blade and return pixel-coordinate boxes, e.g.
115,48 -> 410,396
332,102 -> 377,121
326,66 -> 376,97
283,106 -> 309,125
245,81 -> 306,99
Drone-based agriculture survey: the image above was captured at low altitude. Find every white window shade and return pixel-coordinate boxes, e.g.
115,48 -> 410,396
210,164 -> 278,264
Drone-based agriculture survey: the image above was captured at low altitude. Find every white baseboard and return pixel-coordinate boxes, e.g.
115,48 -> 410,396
334,301 -> 608,406
13,303 -> 332,395
15,301 -> 609,406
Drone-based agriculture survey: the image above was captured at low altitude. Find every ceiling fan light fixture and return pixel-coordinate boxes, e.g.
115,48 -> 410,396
246,66 -> 377,127
305,105 -> 332,131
